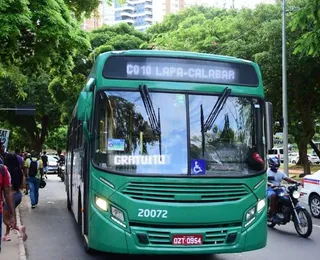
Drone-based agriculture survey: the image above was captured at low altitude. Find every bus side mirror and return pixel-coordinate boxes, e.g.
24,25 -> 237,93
77,91 -> 93,121
77,91 -> 93,141
265,102 -> 273,150
82,121 -> 92,141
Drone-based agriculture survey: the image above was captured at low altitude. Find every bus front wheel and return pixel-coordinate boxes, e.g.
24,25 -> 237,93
83,235 -> 96,255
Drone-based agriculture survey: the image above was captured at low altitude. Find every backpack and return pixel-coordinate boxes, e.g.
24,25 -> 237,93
29,159 -> 38,177
5,153 -> 23,191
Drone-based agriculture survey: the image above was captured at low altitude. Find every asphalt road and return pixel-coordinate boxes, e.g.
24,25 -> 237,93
19,176 -> 320,260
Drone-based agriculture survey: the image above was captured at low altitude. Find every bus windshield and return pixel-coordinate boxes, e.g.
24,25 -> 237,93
93,89 -> 264,176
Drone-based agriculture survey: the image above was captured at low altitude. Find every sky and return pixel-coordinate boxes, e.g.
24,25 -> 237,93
185,0 -> 277,9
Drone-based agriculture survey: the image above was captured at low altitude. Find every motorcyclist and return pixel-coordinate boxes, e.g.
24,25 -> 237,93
267,156 -> 300,222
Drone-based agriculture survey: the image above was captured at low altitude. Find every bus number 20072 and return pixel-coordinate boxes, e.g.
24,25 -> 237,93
138,209 -> 168,218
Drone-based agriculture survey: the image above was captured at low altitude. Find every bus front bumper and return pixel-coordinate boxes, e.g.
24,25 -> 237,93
89,208 -> 267,255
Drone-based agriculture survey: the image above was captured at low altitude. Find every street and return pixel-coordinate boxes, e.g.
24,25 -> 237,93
19,176 -> 320,260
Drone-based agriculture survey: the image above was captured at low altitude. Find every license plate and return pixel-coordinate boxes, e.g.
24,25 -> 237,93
172,234 -> 203,245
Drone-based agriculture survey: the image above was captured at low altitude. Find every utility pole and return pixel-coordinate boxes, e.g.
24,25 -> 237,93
282,0 -> 289,174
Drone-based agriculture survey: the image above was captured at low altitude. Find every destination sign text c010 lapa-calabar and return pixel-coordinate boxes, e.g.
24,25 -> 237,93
103,56 -> 259,86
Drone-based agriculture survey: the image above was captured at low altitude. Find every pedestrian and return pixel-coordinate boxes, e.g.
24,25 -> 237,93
23,152 -> 31,195
0,142 -> 6,165
0,162 -> 16,253
1,153 -> 27,242
14,149 -> 24,172
41,151 -> 48,179
24,151 -> 43,209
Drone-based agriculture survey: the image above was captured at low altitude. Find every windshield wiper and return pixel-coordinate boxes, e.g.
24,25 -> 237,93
200,87 -> 231,156
203,87 -> 231,132
139,85 -> 162,156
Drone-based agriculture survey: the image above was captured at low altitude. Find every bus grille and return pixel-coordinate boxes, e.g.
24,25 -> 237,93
147,229 -> 229,245
121,182 -> 249,203
132,228 -> 237,246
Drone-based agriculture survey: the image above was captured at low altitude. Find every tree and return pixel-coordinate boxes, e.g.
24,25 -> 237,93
45,126 -> 68,151
148,3 -> 320,174
0,0 -> 90,152
290,0 -> 320,57
66,0 -> 127,19
89,23 -> 149,58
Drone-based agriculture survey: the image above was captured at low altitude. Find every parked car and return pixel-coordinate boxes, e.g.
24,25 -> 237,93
301,170 -> 320,218
47,154 -> 59,174
290,154 -> 320,164
267,147 -> 284,162
288,152 -> 299,163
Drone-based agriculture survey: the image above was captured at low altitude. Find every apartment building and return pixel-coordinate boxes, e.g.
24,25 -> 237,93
153,0 -> 185,23
82,0 -> 277,31
113,0 -> 153,31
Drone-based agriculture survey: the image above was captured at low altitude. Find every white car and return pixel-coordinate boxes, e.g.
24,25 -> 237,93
288,152 -> 299,163
290,154 -> 320,164
301,170 -> 320,218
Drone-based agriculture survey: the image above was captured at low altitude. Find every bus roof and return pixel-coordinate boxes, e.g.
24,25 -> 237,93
96,49 -> 257,65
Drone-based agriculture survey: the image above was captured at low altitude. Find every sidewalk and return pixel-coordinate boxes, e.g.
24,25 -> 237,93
0,207 -> 26,260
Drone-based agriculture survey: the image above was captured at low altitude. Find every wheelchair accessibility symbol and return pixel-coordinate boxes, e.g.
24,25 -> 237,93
191,159 -> 206,175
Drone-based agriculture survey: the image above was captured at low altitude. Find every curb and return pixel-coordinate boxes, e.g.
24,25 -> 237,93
15,207 -> 27,260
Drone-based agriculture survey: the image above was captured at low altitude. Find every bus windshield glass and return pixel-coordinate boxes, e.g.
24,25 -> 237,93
93,90 -> 264,176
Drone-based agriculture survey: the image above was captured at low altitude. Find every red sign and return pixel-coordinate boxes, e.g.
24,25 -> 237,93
172,234 -> 203,245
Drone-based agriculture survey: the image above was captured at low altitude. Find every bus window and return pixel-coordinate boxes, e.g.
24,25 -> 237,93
189,94 -> 264,175
93,90 -> 188,175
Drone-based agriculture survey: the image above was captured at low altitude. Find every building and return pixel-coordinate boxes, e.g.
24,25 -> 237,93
82,7 -> 104,31
113,0 -> 153,31
82,0 -> 278,31
82,0 -> 153,32
153,0 -> 185,23
234,0 -> 276,9
185,0 -> 231,8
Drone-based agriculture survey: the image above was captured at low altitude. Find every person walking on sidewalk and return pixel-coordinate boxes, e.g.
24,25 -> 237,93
41,151 -> 48,179
2,153 -> 27,242
24,152 -> 43,209
0,163 -> 16,253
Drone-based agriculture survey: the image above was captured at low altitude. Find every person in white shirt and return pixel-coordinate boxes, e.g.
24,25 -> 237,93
267,156 -> 299,222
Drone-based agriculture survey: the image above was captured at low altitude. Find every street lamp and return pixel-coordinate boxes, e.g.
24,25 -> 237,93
282,0 -> 289,173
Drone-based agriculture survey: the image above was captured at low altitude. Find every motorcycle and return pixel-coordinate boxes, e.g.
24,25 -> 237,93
267,179 -> 313,238
57,161 -> 65,182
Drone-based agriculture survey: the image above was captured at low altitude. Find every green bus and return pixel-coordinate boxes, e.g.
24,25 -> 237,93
65,50 -> 274,255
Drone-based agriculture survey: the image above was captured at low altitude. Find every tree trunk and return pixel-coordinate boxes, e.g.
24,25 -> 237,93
16,115 -> 49,154
310,140 -> 320,158
296,109 -> 314,176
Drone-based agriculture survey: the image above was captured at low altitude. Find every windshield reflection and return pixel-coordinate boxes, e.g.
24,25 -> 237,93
94,91 -> 188,174
190,95 -> 261,175
93,90 -> 264,176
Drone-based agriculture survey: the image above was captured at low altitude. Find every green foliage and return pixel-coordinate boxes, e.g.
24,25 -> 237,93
45,125 -> 68,150
90,23 -> 149,50
147,3 -> 320,171
289,0 -> 320,57
0,0 -> 91,152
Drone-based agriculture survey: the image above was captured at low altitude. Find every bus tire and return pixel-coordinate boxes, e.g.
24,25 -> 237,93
78,194 -> 82,229
67,191 -> 71,211
83,235 -> 96,255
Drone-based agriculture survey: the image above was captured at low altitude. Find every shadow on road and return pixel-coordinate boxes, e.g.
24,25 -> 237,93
90,253 -> 224,260
267,225 -> 316,244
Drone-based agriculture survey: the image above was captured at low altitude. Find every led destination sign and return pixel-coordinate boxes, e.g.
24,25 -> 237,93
103,56 -> 259,86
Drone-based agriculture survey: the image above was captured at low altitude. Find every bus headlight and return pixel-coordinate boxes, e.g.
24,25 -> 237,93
292,190 -> 300,199
95,196 -> 108,211
257,199 -> 266,213
111,206 -> 125,222
246,207 -> 256,221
